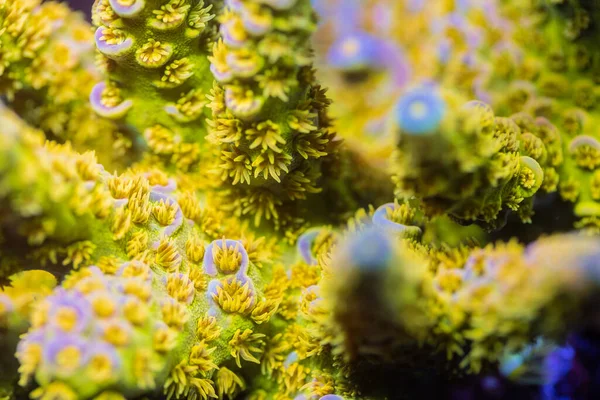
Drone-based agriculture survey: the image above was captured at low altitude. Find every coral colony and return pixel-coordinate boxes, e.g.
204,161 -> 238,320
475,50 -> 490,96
5,0 -> 600,399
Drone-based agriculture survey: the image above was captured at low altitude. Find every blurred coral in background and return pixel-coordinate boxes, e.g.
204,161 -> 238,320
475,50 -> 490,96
3,0 -> 600,399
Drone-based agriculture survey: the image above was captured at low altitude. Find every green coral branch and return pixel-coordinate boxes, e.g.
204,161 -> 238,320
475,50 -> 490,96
92,0 -> 222,172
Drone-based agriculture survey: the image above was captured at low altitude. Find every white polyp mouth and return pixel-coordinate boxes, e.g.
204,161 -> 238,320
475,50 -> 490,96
409,101 -> 428,120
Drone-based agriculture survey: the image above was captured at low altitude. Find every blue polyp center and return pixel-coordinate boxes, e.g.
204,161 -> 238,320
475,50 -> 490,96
396,88 -> 446,135
328,31 -> 384,71
347,228 -> 393,272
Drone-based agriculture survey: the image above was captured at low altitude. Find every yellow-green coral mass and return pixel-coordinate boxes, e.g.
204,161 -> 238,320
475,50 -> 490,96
3,0 -> 600,399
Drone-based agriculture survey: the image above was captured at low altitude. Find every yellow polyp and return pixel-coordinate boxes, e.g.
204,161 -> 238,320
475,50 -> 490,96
122,279 -> 152,302
179,192 -> 202,221
435,269 -> 464,294
288,108 -> 318,134
171,89 -> 207,120
171,142 -> 201,170
465,252 -> 486,276
30,382 -> 77,400
300,374 -> 335,398
166,273 -> 194,303
103,323 -> 129,346
30,301 -> 50,329
207,40 -> 231,80
87,353 -> 114,383
55,306 -> 79,332
145,125 -> 176,155
160,58 -> 194,86
133,350 -> 157,390
91,294 -> 116,318
136,39 -> 173,68
74,276 -> 105,294
214,367 -> 245,400
251,298 -> 279,324
559,177 -> 581,202
189,341 -> 218,374
164,361 -> 198,400
299,291 -> 318,317
241,234 -> 273,269
111,206 -> 132,241
152,0 -> 190,31
75,151 -> 101,181
196,315 -> 221,342
260,334 -> 289,377
153,327 -> 177,353
187,0 -> 215,32
123,298 -> 149,326
121,260 -> 151,280
189,267 -> 207,291
89,187 -> 114,219
251,151 -> 292,182
212,240 -> 243,274
263,272 -> 288,301
311,229 -> 337,262
62,268 -> 93,290
153,199 -> 178,226
519,168 -> 536,189
94,391 -> 127,400
155,236 -> 182,272
145,169 -> 169,187
108,174 -> 135,199
573,145 -> 600,170
277,295 -> 299,321
56,345 -> 82,372
186,232 -> 206,264
219,149 -> 252,185
256,67 -> 297,101
281,363 -> 310,395
187,377 -> 217,400
212,278 -> 255,314
220,11 -> 247,44
290,263 -> 319,289
96,256 -> 119,275
245,121 -> 286,152
161,300 -> 189,330
228,329 -> 266,368
17,343 -> 42,387
387,202 -> 417,226
129,189 -> 152,224
207,116 -> 243,145
127,230 -> 149,258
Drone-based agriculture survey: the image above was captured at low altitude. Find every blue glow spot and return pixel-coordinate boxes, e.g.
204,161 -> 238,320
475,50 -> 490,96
395,86 -> 446,135
346,226 -> 393,273
542,345 -> 577,400
327,31 -> 387,71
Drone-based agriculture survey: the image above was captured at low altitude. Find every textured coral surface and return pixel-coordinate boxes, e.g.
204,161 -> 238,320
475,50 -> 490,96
3,0 -> 600,399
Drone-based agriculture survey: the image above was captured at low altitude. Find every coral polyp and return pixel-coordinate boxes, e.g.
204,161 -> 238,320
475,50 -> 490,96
4,0 -> 600,399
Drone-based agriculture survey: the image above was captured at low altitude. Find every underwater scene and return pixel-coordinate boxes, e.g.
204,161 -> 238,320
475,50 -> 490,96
2,0 -> 600,398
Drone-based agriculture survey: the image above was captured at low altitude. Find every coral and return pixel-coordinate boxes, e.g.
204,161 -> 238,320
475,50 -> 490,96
91,0 -> 221,172
205,0 -> 340,228
0,0 -> 132,168
496,0 -> 600,233
392,89 -> 553,229
4,0 -> 600,399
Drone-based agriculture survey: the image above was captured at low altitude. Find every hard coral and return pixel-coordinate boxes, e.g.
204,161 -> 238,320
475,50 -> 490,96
2,0 -> 600,399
